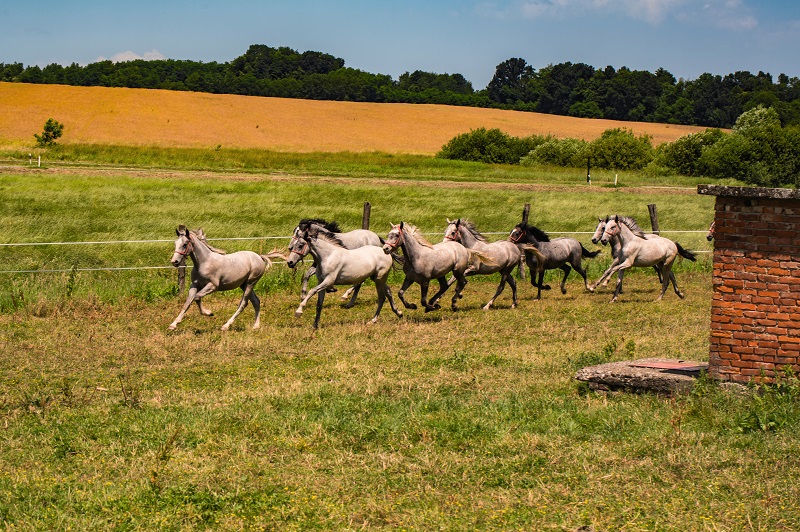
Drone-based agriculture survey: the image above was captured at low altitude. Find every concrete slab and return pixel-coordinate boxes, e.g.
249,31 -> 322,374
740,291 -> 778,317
574,358 -> 708,395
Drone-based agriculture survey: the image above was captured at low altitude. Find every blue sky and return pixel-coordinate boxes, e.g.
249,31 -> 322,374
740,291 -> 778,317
2,1 -> 799,89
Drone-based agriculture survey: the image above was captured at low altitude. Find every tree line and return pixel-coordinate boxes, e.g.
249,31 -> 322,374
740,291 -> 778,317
3,44 -> 800,129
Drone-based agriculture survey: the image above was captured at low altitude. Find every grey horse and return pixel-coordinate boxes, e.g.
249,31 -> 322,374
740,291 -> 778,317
508,221 -> 600,300
382,222 -> 494,312
169,225 -> 282,330
590,215 -> 696,302
292,218 -> 388,306
286,225 -> 402,329
443,218 -> 522,310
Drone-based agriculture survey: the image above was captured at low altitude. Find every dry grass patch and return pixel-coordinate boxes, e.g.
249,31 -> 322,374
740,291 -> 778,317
1,82 -> 709,154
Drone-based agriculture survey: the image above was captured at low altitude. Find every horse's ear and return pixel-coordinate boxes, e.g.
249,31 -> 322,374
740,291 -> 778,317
177,224 -> 187,236
400,221 -> 405,229
446,218 -> 452,224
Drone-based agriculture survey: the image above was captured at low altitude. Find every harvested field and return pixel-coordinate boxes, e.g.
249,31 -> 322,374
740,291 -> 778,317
0,82 -> 709,153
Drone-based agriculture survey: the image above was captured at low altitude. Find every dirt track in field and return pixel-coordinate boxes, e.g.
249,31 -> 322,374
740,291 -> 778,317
1,164 -> 699,196
1,82 -> 709,154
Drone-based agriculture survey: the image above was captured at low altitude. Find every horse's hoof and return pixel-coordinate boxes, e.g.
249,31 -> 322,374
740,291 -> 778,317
405,303 -> 417,310
482,304 -> 491,311
396,312 -> 403,318
543,284 -> 551,290
168,324 -> 177,330
295,310 -> 303,318
343,303 -> 355,309
677,292 -> 685,299
220,325 -> 229,331
561,288 -> 567,295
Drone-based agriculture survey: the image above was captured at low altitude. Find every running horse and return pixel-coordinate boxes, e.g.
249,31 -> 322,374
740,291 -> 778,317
169,225 -> 283,330
443,218 -> 521,309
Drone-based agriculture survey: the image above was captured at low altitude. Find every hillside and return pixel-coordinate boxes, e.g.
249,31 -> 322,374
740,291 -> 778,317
0,82 -> 709,154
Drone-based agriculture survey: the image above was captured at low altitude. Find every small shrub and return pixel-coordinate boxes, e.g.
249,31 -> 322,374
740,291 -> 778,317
588,128 -> 654,170
34,118 -> 65,147
659,128 -> 725,176
520,137 -> 589,167
437,128 -> 547,164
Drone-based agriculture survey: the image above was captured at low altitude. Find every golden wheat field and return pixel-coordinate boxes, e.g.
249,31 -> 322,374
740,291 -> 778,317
0,82 -> 709,153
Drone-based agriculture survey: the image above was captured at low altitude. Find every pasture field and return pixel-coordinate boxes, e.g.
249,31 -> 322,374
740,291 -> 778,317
0,82 -> 711,154
2,153 -> 800,531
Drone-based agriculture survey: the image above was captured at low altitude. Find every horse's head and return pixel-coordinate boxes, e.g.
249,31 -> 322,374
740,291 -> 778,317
171,225 -> 193,266
286,230 -> 310,268
707,221 -> 716,241
383,222 -> 404,254
508,223 -> 526,243
443,218 -> 461,243
591,217 -> 608,245
600,215 -> 620,245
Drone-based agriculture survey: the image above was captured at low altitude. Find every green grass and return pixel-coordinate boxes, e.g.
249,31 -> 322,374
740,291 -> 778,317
2,150 -> 797,531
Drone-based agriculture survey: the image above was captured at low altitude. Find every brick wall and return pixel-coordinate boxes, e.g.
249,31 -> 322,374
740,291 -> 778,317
698,185 -> 800,384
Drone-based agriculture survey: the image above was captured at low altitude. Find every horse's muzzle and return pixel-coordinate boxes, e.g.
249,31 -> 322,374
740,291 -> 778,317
382,244 -> 392,254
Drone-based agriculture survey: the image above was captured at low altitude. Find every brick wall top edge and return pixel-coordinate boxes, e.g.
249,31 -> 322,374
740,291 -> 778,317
698,185 -> 800,200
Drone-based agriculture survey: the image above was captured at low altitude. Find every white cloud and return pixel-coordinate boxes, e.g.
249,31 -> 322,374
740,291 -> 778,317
510,0 -> 758,28
95,49 -> 166,63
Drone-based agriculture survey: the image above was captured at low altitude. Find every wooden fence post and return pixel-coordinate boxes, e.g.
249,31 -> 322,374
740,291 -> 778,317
518,203 -> 531,280
647,203 -> 660,235
362,202 -> 371,230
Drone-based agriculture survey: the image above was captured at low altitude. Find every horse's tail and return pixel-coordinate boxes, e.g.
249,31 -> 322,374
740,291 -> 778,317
675,242 -> 697,262
468,249 -> 498,269
581,244 -> 601,258
519,244 -> 546,272
261,249 -> 288,268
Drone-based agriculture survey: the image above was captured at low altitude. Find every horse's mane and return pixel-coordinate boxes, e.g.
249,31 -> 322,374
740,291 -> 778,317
402,223 -> 434,249
614,215 -> 647,238
515,222 -> 550,242
459,220 -> 488,243
177,225 -> 226,254
299,218 -> 342,233
307,225 -> 346,248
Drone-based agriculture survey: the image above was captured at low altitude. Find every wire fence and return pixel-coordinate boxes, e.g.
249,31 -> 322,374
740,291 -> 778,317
0,229 -> 712,275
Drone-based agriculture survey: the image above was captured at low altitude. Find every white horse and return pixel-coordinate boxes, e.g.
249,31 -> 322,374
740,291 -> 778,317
291,218 -> 389,305
589,215 -> 694,302
443,218 -> 521,309
383,222 -> 494,312
169,226 -> 282,330
286,225 -> 402,329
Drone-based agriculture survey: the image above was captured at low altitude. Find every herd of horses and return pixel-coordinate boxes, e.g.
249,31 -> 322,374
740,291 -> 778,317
169,216 -> 699,330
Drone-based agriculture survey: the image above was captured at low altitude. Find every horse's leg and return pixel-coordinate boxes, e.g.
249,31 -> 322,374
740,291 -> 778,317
450,273 -> 468,311
590,258 -> 620,292
301,265 -> 316,299
611,268 -> 626,302
559,264 -> 572,295
397,276 -> 417,310
483,272 -> 509,310
340,285 -> 356,301
195,299 -> 214,316
508,273 -> 518,309
296,278 -> 334,318
668,269 -> 685,299
573,261 -> 591,292
169,282 -> 216,330
427,277 -> 451,309
221,282 -> 258,331
534,269 -> 546,300
384,286 -> 403,318
312,289 -> 326,329
342,283 -> 363,309
370,277 -> 387,324
656,261 -> 678,301
419,280 -> 434,311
